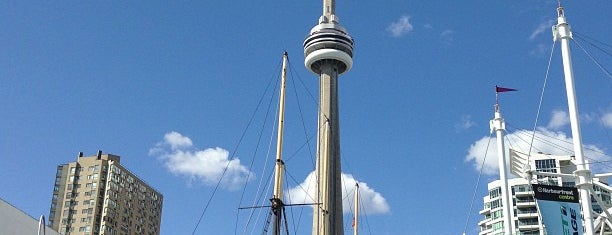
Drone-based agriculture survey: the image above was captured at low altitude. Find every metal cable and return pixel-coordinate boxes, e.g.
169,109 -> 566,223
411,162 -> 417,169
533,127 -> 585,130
571,37 -> 612,80
462,132 -> 494,235
528,41 -> 556,159
574,31 -> 612,57
189,54 -> 281,235
237,58 -> 284,235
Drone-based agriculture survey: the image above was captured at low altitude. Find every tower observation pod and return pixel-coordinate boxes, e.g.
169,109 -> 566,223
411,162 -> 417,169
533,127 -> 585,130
303,0 -> 354,235
304,0 -> 354,75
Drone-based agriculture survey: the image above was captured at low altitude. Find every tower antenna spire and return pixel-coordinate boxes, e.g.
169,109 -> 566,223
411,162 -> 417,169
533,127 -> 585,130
321,0 -> 336,23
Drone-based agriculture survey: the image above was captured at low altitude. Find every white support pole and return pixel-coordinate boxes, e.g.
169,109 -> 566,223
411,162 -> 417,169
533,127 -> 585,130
490,104 -> 512,235
553,6 -> 595,234
353,183 -> 359,235
38,215 -> 45,235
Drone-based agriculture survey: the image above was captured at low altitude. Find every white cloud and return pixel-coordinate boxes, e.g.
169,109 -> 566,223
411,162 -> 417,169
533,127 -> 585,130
529,43 -> 548,57
529,19 -> 555,40
581,112 -> 596,123
164,131 -> 193,150
547,109 -> 569,130
465,128 -> 608,176
440,29 -> 454,44
455,115 -> 476,130
150,131 -> 253,190
602,112 -> 612,128
286,171 -> 390,215
387,15 -> 413,37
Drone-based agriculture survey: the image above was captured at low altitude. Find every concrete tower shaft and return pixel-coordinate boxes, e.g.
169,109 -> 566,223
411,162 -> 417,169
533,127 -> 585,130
304,1 -> 353,234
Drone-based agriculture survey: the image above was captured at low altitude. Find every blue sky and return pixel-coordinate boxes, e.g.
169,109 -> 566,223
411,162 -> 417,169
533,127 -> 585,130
1,1 -> 611,234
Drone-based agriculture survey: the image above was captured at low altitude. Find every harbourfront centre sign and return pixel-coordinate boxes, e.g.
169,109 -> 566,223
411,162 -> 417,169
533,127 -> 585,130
533,184 -> 582,235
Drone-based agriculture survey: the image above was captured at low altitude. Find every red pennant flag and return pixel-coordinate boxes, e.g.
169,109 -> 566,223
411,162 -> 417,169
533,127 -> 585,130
495,86 -> 517,93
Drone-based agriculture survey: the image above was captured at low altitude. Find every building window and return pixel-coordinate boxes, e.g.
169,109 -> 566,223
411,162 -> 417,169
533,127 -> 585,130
82,208 -> 93,214
535,159 -> 557,173
492,221 -> 504,231
489,187 -> 501,199
490,199 -> 502,209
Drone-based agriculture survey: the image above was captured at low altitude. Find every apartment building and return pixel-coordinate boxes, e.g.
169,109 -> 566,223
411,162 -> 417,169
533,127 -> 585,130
48,151 -> 163,235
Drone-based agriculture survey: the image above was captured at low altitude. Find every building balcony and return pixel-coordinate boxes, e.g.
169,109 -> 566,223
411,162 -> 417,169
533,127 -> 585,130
515,201 -> 536,207
478,218 -> 491,226
516,212 -> 538,218
479,208 -> 490,215
518,224 -> 540,232
479,228 -> 492,235
517,224 -> 540,230
515,191 -> 533,196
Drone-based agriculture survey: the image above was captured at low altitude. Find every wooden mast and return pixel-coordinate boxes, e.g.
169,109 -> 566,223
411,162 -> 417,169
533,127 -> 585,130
271,52 -> 289,235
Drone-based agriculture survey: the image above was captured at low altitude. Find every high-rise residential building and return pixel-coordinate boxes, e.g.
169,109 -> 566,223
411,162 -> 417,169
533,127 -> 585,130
478,151 -> 612,235
48,151 -> 163,235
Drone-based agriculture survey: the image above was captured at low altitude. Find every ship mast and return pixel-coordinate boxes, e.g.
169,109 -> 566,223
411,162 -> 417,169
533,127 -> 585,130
553,5 -> 595,234
490,103 -> 512,234
303,0 -> 354,234
271,52 -> 289,235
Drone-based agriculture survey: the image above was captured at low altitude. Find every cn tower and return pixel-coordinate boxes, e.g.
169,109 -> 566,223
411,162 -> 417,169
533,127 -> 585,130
303,0 -> 354,234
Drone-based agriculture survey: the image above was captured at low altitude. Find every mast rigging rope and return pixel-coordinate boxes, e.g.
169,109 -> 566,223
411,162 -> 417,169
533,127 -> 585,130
572,37 -> 612,81
462,132 -> 494,235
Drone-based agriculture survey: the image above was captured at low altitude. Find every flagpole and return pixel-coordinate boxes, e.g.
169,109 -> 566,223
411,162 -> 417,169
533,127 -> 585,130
491,85 -> 517,234
495,86 -> 499,106
490,99 -> 512,235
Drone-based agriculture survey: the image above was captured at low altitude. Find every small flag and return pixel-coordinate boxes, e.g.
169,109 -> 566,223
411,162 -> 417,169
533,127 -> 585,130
495,86 -> 517,93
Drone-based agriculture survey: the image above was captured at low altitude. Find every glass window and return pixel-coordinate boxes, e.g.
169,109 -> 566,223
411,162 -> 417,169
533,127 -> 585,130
535,159 -> 557,173
489,187 -> 501,199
